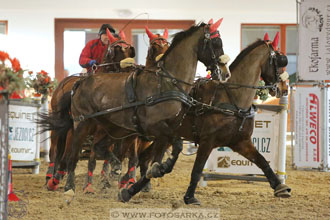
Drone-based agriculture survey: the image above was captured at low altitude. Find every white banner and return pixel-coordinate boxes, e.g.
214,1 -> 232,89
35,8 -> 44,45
294,87 -> 322,168
298,0 -> 330,80
8,104 -> 38,161
205,111 -> 279,175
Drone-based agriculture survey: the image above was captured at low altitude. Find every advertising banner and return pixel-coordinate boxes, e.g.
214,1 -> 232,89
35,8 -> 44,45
205,111 -> 279,175
298,0 -> 330,80
8,104 -> 38,161
294,87 -> 322,168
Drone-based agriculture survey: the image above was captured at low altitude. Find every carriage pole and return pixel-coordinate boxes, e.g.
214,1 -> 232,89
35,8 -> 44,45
0,91 -> 9,220
277,95 -> 289,184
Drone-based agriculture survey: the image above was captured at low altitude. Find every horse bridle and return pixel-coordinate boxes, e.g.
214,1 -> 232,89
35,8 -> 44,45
154,24 -> 226,94
107,40 -> 132,60
92,40 -> 134,73
202,25 -> 224,80
150,37 -> 169,47
268,42 -> 283,84
148,37 -> 169,60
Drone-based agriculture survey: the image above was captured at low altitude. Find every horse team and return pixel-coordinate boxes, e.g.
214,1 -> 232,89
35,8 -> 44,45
40,18 -> 291,206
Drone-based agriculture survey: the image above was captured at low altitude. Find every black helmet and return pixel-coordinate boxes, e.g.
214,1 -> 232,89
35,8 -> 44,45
99,24 -> 115,35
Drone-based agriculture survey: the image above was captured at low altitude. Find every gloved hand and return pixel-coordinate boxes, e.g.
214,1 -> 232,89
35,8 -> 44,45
89,60 -> 97,66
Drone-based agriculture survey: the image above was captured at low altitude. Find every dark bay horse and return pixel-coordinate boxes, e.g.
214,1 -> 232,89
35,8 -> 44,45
44,29 -> 136,190
84,27 -> 171,192
57,20 -> 230,199
45,27 -> 172,193
121,33 -> 291,204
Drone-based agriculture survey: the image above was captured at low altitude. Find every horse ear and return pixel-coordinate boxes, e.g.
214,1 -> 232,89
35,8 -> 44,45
119,30 -> 126,41
163,28 -> 168,39
145,26 -> 156,41
264,32 -> 270,41
208,19 -> 213,24
209,18 -> 223,33
107,28 -> 117,44
272,32 -> 280,49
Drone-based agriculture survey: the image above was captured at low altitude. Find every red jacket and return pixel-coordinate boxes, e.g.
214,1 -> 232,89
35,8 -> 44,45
79,38 -> 106,72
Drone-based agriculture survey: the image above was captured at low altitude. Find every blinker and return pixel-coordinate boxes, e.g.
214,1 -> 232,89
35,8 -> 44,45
277,54 -> 288,67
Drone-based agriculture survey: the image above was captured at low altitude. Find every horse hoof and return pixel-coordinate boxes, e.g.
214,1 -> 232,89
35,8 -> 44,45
47,179 -> 58,191
150,162 -> 162,178
64,189 -> 75,204
83,184 -> 95,194
118,188 -> 132,203
274,184 -> 291,198
141,182 -> 152,192
184,196 -> 201,205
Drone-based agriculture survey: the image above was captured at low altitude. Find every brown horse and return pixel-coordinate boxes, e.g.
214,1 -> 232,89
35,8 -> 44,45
132,33 -> 291,205
84,27 -> 171,193
45,27 -> 171,193
54,20 -> 230,199
44,29 -> 135,189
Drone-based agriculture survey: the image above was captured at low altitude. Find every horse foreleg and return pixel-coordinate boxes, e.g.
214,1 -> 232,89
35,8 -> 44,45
149,137 -> 183,178
64,121 -> 90,194
47,130 -> 69,191
138,145 -> 153,192
110,142 -> 122,177
47,161 -> 66,191
45,131 -> 58,185
118,137 -> 138,189
184,141 -> 214,205
231,139 -> 291,198
83,151 -> 96,194
118,137 -> 182,202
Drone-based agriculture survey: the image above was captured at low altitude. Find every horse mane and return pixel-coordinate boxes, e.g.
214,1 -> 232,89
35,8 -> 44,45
160,22 -> 206,61
229,39 -> 265,71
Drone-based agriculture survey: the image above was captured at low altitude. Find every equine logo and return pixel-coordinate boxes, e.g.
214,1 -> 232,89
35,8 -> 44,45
217,156 -> 230,168
302,7 -> 324,32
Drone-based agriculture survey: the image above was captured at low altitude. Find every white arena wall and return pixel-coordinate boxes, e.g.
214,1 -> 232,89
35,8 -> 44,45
0,0 -> 296,78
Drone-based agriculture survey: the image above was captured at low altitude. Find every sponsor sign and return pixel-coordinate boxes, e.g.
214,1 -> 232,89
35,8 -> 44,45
8,104 -> 38,161
298,0 -> 330,80
294,87 -> 322,168
205,111 -> 279,175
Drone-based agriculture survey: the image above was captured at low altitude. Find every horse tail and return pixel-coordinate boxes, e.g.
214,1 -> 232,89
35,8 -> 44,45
38,92 -> 73,164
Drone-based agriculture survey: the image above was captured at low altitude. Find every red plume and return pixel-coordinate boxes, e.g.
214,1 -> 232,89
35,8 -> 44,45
208,19 -> 213,24
163,28 -> 168,39
107,28 -> 118,44
119,30 -> 126,41
145,26 -> 157,41
264,32 -> 270,41
272,32 -> 279,50
209,18 -> 223,34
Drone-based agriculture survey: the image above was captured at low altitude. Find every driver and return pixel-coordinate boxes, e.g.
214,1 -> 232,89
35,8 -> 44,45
79,24 -> 115,73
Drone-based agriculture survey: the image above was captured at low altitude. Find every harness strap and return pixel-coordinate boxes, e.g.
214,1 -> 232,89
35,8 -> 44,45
73,90 -> 195,122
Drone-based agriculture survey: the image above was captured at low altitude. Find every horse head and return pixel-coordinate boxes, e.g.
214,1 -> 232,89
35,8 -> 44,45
145,26 -> 170,68
197,18 -> 231,83
101,28 -> 136,72
262,32 -> 289,97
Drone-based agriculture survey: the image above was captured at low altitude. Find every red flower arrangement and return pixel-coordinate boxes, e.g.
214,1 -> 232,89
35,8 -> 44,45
0,51 -> 26,99
26,69 -> 57,96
